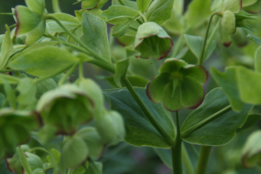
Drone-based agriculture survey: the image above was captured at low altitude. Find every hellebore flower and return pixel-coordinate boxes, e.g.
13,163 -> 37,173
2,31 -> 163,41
135,22 -> 173,60
219,0 -> 242,47
36,84 -> 93,135
146,59 -> 208,111
14,0 -> 46,45
0,109 -> 40,159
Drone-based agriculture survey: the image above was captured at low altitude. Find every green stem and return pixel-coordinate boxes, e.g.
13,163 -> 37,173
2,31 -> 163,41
58,61 -> 79,86
198,12 -> 221,66
139,12 -> 148,23
121,77 -> 175,146
52,0 -> 61,13
181,105 -> 232,138
17,146 -> 33,174
172,111 -> 183,174
87,59 -> 115,73
205,21 -> 220,53
79,61 -> 84,80
182,143 -> 195,174
196,146 -> 212,174
45,15 -> 105,62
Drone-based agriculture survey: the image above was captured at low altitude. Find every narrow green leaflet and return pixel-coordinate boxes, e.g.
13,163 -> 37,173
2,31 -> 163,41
112,0 -> 139,10
47,13 -> 80,33
137,0 -> 152,13
242,0 -> 257,7
114,59 -> 129,87
104,88 -> 175,148
211,67 -> 244,112
181,88 -> 252,146
184,34 -> 216,62
145,0 -> 175,25
82,12 -> 111,62
248,34 -> 261,45
112,20 -> 133,37
101,5 -> 139,24
0,26 -> 13,70
85,161 -> 102,174
255,46 -> 261,72
173,0 -> 184,15
184,0 -> 212,29
8,46 -> 78,77
0,74 -> 20,85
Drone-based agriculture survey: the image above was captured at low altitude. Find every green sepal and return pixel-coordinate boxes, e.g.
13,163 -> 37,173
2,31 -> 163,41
14,6 -> 42,36
61,136 -> 88,169
241,131 -> 261,168
135,22 -> 173,60
25,0 -> 45,16
75,127 -> 104,159
95,111 -> 125,146
221,10 -> 236,35
223,0 -> 242,13
26,21 -> 45,45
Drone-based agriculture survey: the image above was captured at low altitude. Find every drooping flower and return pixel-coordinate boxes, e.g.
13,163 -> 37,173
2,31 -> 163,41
146,58 -> 208,111
135,22 -> 173,60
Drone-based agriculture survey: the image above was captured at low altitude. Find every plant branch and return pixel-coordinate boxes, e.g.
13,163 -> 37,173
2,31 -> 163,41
52,0 -> 62,13
172,111 -> 183,174
182,143 -> 195,174
198,12 -> 221,66
196,146 -> 212,174
181,105 -> 232,138
121,77 -> 175,146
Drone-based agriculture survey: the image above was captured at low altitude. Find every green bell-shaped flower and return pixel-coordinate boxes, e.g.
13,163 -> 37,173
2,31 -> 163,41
219,0 -> 242,47
146,59 -> 208,111
135,22 -> 173,60
0,109 -> 40,159
14,0 -> 46,45
36,84 -> 93,135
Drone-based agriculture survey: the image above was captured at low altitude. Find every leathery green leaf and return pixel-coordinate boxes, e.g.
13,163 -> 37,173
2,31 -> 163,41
0,25 -> 13,70
8,45 -> 78,77
238,114 -> 261,132
211,67 -> 244,112
184,0 -> 211,29
145,0 -> 174,25
237,67 -> 261,104
114,59 -> 129,87
137,0 -> 152,13
101,5 -> 139,24
104,88 -> 175,148
181,88 -> 252,146
184,34 -> 216,62
82,12 -> 111,62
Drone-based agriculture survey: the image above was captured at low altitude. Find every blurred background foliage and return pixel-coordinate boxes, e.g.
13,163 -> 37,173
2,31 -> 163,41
1,0 -> 261,174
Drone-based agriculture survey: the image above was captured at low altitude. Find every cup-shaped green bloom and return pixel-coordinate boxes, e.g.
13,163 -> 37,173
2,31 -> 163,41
135,22 -> 173,60
146,59 -> 208,111
0,109 -> 40,159
36,84 -> 93,135
219,0 -> 242,47
14,0 -> 46,45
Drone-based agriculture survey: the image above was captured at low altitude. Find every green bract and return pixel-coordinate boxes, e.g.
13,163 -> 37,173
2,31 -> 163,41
36,84 -> 93,135
0,109 -> 40,159
146,59 -> 208,111
135,22 -> 173,59
14,0 -> 46,45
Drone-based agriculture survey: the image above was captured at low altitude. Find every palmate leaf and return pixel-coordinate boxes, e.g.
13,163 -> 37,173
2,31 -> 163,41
181,88 -> 252,146
104,88 -> 175,148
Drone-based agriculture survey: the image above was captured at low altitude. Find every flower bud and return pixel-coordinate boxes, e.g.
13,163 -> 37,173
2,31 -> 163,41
95,111 -> 125,146
222,10 -> 236,35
